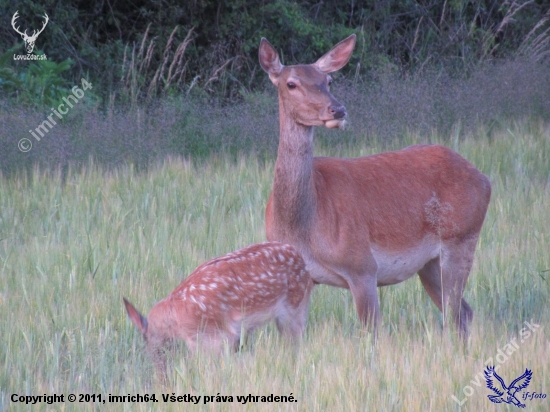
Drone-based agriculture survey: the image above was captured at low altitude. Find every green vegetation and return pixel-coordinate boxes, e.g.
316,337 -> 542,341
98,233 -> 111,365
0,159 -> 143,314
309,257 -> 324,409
1,1 -> 549,177
3,58 -> 550,177
0,46 -> 74,109
1,1 -> 549,103
1,120 -> 548,410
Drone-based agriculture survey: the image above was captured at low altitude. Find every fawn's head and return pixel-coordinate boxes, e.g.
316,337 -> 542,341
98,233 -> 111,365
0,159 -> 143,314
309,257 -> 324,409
259,35 -> 356,129
123,297 -> 172,377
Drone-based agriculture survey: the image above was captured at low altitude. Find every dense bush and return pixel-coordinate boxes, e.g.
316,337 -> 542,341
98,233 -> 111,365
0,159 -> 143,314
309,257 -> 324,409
1,0 -> 549,103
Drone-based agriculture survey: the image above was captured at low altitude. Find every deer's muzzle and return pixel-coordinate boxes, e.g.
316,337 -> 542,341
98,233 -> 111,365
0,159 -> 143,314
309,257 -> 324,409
329,105 -> 347,119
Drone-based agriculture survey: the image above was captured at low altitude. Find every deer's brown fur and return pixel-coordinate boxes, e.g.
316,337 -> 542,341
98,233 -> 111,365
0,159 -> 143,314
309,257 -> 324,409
124,242 -> 312,377
259,35 -> 491,337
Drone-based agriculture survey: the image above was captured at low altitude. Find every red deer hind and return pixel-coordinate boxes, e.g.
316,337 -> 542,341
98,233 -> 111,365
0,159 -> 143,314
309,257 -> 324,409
124,242 -> 312,377
259,34 -> 491,338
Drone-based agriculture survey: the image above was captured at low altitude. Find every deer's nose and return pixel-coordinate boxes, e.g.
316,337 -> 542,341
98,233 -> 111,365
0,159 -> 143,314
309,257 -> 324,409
329,105 -> 347,119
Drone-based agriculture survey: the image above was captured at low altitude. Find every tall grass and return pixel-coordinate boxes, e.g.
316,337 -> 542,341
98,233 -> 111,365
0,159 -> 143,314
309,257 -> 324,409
2,58 -> 550,177
0,120 -> 549,411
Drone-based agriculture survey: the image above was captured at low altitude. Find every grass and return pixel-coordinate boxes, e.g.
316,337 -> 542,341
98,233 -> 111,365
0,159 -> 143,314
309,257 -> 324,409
0,119 -> 549,411
3,58 -> 550,177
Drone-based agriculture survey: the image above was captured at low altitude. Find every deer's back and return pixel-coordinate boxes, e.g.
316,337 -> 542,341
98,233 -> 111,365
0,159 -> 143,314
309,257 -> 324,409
267,144 -> 490,252
148,242 -> 311,339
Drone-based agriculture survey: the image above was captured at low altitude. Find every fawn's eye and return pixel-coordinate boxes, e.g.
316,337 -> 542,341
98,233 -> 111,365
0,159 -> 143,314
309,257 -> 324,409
327,78 -> 333,87
287,82 -> 296,89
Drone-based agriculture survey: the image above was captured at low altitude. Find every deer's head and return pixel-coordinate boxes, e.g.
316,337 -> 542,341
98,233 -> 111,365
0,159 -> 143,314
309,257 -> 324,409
259,35 -> 356,129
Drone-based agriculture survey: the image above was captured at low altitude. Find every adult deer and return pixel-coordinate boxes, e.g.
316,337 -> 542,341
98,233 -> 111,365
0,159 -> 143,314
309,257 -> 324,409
124,242 -> 312,378
259,34 -> 491,338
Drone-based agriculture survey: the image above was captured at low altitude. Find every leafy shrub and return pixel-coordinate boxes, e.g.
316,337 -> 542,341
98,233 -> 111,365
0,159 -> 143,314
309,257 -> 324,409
0,48 -> 73,108
1,0 -> 548,103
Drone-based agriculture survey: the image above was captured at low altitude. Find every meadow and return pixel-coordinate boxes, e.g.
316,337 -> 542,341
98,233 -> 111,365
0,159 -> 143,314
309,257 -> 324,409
0,111 -> 549,411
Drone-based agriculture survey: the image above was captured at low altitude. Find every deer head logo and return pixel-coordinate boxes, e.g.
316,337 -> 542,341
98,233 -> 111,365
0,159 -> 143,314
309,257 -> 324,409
11,11 -> 49,54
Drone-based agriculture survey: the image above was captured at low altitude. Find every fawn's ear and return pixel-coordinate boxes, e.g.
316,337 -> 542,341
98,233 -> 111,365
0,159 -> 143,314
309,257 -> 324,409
123,297 -> 148,336
314,34 -> 356,74
259,38 -> 283,85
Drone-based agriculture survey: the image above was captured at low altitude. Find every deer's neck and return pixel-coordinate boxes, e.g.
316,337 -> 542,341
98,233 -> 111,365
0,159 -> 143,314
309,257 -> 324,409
272,101 -> 316,236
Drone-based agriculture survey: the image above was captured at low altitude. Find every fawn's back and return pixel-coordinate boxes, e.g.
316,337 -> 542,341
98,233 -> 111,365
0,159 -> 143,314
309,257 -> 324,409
161,242 -> 312,346
124,242 -> 312,373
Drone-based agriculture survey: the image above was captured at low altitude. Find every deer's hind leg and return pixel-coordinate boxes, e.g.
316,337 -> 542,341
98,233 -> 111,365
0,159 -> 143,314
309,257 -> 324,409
417,237 -> 478,338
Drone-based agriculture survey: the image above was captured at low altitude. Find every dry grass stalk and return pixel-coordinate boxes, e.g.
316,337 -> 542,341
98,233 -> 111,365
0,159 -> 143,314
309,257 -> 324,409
119,24 -> 195,104
517,15 -> 550,61
121,44 -> 128,83
137,23 -> 152,73
411,16 -> 424,54
143,41 -> 156,74
187,75 -> 201,95
177,61 -> 189,87
147,67 -> 161,98
166,27 -> 195,90
482,1 -> 536,58
495,1 -> 535,35
203,58 -> 234,90
439,0 -> 447,27
129,46 -> 137,102
156,26 -> 179,90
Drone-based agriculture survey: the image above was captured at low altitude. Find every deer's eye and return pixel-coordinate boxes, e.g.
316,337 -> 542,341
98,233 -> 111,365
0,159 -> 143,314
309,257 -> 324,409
287,82 -> 296,89
327,78 -> 333,87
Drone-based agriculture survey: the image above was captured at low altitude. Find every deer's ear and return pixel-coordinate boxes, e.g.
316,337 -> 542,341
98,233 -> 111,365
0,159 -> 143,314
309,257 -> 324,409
314,34 -> 356,74
259,38 -> 283,85
123,298 -> 148,336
